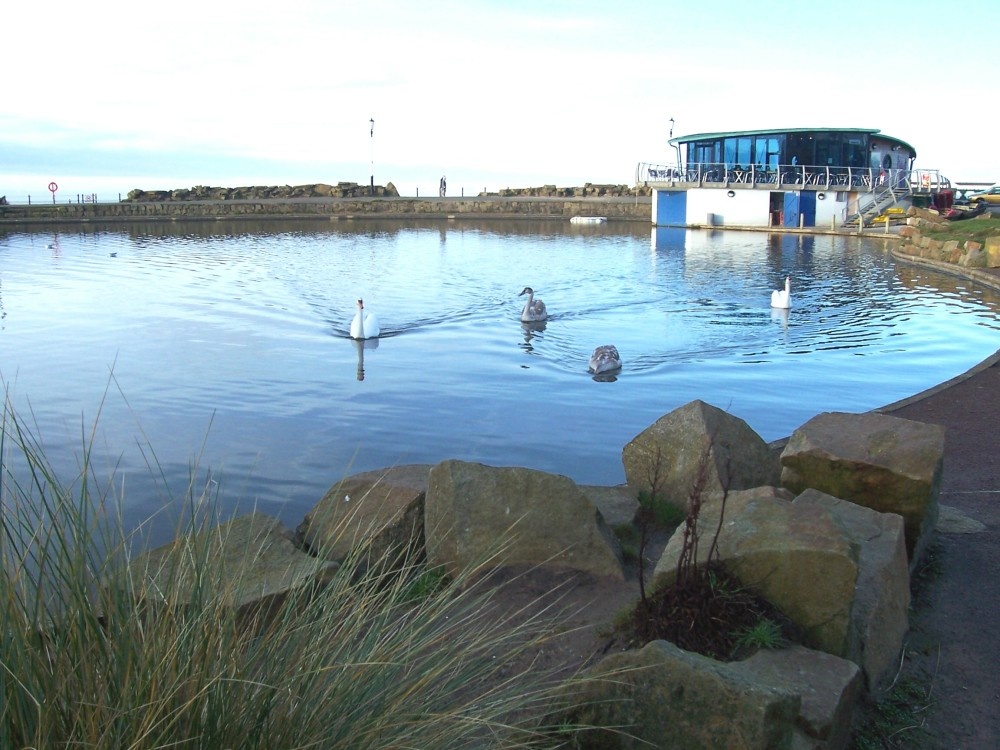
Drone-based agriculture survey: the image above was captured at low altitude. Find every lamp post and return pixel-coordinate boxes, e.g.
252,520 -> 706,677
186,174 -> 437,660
369,118 -> 375,196
669,117 -> 682,171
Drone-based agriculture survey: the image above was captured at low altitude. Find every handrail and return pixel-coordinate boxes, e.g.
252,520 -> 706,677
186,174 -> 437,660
637,161 -> 912,192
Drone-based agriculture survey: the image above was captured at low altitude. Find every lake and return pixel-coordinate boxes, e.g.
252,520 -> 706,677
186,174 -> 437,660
2,219 -> 998,542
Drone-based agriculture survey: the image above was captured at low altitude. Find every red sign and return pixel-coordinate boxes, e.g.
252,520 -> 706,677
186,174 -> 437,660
48,182 -> 59,193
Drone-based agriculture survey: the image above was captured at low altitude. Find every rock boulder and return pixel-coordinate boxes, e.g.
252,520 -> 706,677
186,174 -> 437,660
297,464 -> 430,565
621,400 -> 780,512
780,411 -> 944,564
123,512 -> 337,621
653,487 -> 859,657
424,460 -> 624,580
738,645 -> 862,750
561,639 -> 800,749
793,489 -> 910,689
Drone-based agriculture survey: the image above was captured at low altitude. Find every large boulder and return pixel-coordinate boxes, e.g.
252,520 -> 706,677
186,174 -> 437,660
578,484 -> 640,529
424,460 -> 625,580
561,639 -> 800,749
123,512 -> 337,621
653,487 -> 859,657
793,489 -> 910,690
296,464 -> 430,565
986,235 -> 1000,267
621,400 -> 780,512
738,646 -> 862,750
652,486 -> 910,688
779,411 -> 944,564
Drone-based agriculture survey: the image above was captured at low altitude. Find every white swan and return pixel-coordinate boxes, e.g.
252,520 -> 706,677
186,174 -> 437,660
519,286 -> 548,322
588,345 -> 622,375
350,298 -> 381,340
770,277 -> 791,309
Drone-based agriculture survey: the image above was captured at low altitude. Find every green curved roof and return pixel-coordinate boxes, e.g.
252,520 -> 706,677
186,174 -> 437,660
669,127 -> 916,156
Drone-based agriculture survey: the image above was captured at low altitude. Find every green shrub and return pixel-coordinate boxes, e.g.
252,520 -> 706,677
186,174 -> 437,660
611,523 -> 639,566
730,618 -> 787,656
636,490 -> 685,529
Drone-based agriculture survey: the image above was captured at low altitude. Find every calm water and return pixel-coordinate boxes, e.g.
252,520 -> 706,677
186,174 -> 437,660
2,219 -> 999,540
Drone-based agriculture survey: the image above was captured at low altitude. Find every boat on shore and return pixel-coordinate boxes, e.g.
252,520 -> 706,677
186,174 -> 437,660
570,216 -> 607,224
942,202 -> 989,221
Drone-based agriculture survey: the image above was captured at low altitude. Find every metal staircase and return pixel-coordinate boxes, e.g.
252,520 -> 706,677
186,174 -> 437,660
843,181 -> 911,227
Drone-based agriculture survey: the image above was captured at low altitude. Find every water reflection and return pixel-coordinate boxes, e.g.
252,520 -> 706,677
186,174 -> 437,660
0,217 -> 648,243
770,307 -> 790,329
519,320 -> 546,355
0,221 -> 997,537
591,370 -> 619,383
353,338 -> 379,381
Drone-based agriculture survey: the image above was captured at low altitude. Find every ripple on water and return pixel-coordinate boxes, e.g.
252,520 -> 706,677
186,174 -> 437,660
1,222 -> 998,533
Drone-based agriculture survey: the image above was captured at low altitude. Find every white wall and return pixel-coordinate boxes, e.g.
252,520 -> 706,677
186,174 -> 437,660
814,190 -> 848,228
685,188 -> 772,227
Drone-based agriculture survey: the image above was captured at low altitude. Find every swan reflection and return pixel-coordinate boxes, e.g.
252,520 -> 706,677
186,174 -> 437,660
353,337 -> 379,381
770,307 -> 789,329
519,320 -> 546,354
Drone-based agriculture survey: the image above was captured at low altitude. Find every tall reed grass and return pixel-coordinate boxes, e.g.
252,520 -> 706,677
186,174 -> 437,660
0,395 -> 584,749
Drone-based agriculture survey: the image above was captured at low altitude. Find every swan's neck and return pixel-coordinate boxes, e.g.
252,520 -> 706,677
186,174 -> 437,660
521,291 -> 533,317
357,305 -> 365,337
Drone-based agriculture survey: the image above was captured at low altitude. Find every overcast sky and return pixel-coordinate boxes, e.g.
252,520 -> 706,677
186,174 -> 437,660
2,0 -> 996,200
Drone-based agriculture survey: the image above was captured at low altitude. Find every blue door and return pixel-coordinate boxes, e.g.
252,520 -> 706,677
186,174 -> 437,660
799,191 -> 817,227
782,192 -> 800,227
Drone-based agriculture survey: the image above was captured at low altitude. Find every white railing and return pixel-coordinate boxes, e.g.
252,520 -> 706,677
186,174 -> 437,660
0,192 -> 122,206
637,162 -> 910,191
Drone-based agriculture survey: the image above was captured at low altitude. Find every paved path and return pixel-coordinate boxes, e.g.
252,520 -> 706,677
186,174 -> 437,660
878,350 -> 1000,748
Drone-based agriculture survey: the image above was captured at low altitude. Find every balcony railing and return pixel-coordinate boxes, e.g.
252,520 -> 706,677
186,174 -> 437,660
637,162 -> 911,192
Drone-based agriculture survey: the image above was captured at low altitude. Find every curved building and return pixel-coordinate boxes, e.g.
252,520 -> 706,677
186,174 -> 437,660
638,127 -> 936,228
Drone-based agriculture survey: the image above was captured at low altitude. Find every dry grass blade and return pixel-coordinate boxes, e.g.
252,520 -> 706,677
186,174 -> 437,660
1,389 -> 587,749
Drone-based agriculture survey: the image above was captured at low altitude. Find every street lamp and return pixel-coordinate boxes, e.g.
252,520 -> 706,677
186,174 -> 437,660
669,117 -> 682,171
369,118 -> 375,196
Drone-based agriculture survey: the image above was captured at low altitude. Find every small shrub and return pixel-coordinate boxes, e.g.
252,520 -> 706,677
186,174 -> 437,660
611,523 -> 639,566
636,490 -> 684,528
730,618 -> 787,658
850,679 -> 933,750
402,564 -> 450,602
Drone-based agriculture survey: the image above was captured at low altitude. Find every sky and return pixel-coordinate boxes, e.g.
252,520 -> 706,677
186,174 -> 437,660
2,0 -> 997,202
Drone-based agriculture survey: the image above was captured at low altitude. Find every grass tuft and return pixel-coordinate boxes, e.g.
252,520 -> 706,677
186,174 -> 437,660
1,392 -> 581,749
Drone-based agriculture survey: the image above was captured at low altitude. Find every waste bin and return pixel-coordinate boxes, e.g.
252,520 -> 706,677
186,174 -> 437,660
933,190 -> 954,211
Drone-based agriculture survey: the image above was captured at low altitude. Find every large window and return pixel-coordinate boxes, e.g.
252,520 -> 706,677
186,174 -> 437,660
786,132 -> 815,166
844,137 -> 866,168
754,136 -> 780,170
722,137 -> 753,169
681,131 -> 888,170
688,141 -> 720,165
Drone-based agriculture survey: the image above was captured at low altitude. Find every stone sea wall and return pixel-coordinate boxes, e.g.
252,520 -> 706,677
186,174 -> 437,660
0,182 -> 652,224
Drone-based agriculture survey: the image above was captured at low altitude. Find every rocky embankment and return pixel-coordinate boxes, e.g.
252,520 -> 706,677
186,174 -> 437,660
122,182 -> 648,202
125,182 -> 403,201
898,205 -> 1000,267
126,399 -> 945,749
